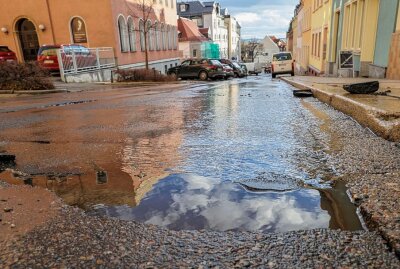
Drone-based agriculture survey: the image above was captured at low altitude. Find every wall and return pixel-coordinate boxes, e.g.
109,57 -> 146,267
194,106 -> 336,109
387,3 -> 400,79
373,0 -> 399,67
110,0 -> 180,66
0,0 -> 180,67
309,0 -> 332,74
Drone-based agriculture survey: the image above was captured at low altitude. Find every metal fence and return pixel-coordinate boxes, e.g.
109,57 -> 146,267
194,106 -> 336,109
57,46 -> 116,78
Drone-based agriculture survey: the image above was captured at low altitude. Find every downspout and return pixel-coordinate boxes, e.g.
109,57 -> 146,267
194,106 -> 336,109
46,0 -> 56,44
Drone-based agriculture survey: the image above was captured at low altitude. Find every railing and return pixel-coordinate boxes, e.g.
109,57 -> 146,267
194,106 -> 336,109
57,47 -> 116,79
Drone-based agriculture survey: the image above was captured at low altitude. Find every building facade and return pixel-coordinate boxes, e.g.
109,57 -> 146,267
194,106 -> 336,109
296,0 -> 312,74
387,4 -> 400,79
177,17 -> 209,59
309,0 -> 331,75
0,0 -> 180,74
177,1 -> 241,59
254,36 -> 280,64
224,15 -> 241,60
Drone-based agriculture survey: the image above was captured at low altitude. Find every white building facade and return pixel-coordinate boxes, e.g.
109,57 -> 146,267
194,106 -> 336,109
177,1 -> 240,59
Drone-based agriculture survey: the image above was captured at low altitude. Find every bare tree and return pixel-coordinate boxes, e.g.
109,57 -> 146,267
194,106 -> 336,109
125,0 -> 161,70
246,38 -> 263,62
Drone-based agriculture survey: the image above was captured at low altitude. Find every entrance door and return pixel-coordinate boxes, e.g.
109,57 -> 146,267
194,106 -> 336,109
17,19 -> 40,62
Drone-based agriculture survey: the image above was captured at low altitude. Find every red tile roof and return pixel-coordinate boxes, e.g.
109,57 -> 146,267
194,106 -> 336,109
178,18 -> 209,42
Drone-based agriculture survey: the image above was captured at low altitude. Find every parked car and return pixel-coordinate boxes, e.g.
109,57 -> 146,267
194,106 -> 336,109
218,59 -> 246,78
271,52 -> 294,78
239,64 -> 248,76
0,46 -> 17,63
243,62 -> 263,75
222,64 -> 234,79
37,44 -> 96,72
167,59 -> 224,81
37,45 -> 61,71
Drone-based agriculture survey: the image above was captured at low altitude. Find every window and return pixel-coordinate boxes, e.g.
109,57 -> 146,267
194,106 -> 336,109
193,49 -> 197,57
161,24 -> 166,50
118,15 -> 129,52
147,20 -> 154,51
127,17 -> 136,52
154,22 -> 160,50
167,25 -> 171,50
139,19 -> 145,51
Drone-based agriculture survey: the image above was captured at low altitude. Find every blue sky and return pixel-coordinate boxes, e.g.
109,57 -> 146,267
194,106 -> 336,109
217,0 -> 298,39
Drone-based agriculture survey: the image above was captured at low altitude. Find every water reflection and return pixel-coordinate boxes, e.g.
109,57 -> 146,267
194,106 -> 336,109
91,174 -> 361,232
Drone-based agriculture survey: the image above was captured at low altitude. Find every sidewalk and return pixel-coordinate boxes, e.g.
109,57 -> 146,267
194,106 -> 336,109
282,76 -> 400,142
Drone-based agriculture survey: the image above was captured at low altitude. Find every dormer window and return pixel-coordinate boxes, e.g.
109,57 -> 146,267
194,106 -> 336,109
180,4 -> 187,12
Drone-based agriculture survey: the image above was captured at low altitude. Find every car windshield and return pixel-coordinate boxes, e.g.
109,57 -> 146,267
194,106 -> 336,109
0,47 -> 11,52
273,53 -> 292,61
39,47 -> 59,56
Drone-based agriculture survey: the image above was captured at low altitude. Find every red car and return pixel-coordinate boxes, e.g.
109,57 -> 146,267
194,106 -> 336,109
0,46 -> 17,63
37,45 -> 61,71
37,44 -> 97,72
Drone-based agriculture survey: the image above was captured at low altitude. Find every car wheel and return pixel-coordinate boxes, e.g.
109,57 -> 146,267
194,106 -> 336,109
199,71 -> 208,81
272,74 -> 276,79
291,72 -> 295,76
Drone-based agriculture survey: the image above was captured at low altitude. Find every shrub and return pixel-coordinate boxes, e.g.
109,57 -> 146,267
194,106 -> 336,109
115,68 -> 177,82
0,62 -> 54,91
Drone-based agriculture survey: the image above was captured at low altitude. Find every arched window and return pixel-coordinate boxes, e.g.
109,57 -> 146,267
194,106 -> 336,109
154,22 -> 160,51
127,17 -> 136,52
167,25 -> 171,50
118,15 -> 129,52
147,20 -> 153,51
139,19 -> 145,51
161,24 -> 166,50
71,17 -> 88,43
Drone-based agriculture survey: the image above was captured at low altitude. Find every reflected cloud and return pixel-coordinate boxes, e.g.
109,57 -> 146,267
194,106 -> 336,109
95,174 -> 331,233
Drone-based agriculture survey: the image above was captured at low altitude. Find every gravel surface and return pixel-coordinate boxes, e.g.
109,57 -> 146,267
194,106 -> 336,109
0,203 -> 399,268
300,98 -> 400,257
0,79 -> 400,267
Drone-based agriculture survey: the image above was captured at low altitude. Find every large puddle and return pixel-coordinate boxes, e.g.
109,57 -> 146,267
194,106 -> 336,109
0,77 -> 363,233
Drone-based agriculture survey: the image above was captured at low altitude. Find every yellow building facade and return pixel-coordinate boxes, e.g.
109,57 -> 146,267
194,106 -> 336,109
309,0 -> 331,75
387,4 -> 400,79
296,0 -> 312,74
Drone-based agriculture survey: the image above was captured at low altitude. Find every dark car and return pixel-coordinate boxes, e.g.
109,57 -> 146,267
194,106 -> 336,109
222,64 -> 234,79
218,59 -> 246,78
167,59 -> 225,81
0,46 -> 17,63
37,44 -> 96,72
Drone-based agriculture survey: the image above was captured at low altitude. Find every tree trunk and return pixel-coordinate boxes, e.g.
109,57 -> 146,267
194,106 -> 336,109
144,31 -> 149,70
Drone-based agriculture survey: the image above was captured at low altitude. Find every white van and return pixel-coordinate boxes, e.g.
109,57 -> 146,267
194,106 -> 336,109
271,52 -> 294,78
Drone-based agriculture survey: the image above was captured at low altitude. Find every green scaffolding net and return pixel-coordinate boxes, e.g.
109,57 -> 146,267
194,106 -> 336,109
201,42 -> 220,59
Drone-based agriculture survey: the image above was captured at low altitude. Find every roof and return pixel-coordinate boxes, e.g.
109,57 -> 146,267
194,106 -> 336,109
178,18 -> 209,42
199,27 -> 210,38
177,1 -> 214,16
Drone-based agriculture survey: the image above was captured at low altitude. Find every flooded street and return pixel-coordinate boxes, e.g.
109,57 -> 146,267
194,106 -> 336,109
0,76 -> 367,232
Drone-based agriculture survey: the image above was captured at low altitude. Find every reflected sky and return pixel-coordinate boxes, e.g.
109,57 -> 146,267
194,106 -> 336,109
94,174 -> 330,233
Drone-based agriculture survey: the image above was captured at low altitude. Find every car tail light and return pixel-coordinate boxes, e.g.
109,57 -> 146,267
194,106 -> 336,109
209,65 -> 219,70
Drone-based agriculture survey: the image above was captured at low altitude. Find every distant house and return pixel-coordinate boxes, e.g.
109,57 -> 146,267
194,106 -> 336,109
178,17 -> 209,59
254,36 -> 280,64
270,36 -> 287,51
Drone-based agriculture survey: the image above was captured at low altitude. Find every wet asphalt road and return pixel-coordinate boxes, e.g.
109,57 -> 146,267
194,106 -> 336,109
1,75 -> 400,267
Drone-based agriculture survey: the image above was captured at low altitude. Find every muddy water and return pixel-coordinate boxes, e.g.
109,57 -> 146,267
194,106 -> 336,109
0,76 -> 363,232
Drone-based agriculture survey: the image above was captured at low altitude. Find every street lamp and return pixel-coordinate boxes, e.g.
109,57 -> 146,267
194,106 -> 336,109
1,27 -> 8,34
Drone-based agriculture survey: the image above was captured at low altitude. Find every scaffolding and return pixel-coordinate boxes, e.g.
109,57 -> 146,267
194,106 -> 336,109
201,42 -> 220,59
